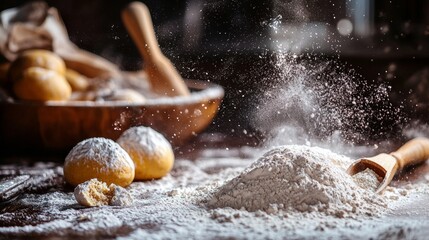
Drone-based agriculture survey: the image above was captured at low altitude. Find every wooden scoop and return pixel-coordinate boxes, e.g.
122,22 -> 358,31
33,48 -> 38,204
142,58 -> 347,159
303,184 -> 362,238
121,2 -> 190,97
347,137 -> 429,193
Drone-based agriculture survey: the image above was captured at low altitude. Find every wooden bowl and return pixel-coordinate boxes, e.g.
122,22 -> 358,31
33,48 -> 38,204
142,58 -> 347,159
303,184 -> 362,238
0,80 -> 223,153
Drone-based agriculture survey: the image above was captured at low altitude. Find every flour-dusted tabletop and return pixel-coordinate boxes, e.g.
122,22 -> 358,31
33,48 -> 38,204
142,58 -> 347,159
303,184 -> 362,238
1,133 -> 429,240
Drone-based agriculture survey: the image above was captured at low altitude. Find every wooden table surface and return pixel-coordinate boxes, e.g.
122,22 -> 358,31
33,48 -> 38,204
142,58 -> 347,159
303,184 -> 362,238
0,132 -> 429,239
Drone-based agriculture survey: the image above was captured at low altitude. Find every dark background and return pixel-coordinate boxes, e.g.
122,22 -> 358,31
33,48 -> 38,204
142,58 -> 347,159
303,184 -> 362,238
1,0 -> 429,144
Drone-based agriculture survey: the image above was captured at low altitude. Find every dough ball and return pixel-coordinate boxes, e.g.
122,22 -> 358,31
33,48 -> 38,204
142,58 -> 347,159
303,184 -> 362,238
65,68 -> 89,91
117,126 -> 174,180
64,137 -> 135,187
9,49 -> 66,83
13,67 -> 71,101
74,178 -> 134,207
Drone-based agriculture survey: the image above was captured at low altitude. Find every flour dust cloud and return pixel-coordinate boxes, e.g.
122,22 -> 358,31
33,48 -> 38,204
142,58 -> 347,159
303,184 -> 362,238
251,53 -> 407,152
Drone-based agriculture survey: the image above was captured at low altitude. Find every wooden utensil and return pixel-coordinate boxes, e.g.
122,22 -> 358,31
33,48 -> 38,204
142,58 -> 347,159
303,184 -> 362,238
347,137 -> 429,193
121,2 -> 190,97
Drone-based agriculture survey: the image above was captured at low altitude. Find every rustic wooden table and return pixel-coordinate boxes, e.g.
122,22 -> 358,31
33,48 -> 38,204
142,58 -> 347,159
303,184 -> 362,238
0,132 -> 428,239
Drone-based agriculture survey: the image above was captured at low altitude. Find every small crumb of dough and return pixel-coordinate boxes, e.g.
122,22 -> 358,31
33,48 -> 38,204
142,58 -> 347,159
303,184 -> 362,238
74,178 -> 134,207
74,179 -> 112,207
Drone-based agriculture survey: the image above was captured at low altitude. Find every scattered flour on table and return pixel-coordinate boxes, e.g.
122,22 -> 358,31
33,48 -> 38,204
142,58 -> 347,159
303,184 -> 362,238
110,185 -> 134,206
1,146 -> 429,239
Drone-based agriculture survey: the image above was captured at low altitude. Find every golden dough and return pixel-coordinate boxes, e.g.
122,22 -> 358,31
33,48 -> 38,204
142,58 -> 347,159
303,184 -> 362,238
117,126 -> 174,180
65,68 -> 89,91
9,49 -> 66,83
64,137 -> 135,187
13,67 -> 71,101
74,178 -> 112,207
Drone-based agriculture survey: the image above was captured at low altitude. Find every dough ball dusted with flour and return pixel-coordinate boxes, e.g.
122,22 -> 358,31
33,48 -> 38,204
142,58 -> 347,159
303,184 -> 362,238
64,138 -> 135,187
117,126 -> 174,180
74,178 -> 134,207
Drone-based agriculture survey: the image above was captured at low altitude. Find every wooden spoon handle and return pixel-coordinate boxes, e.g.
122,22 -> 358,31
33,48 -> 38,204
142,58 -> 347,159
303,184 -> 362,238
121,2 -> 161,62
390,137 -> 429,170
121,2 -> 190,96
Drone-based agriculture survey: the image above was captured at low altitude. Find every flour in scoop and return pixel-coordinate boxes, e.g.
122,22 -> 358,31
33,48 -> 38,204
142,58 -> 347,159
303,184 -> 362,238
352,168 -> 381,192
207,145 -> 387,218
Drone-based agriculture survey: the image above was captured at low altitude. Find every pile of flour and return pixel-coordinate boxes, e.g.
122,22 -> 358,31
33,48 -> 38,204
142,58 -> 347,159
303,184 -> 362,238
206,145 -> 386,218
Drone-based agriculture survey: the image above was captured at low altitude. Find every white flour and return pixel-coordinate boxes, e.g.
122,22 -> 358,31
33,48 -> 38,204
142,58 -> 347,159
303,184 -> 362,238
206,146 -> 386,218
352,168 -> 381,192
1,146 -> 429,239
110,185 -> 134,206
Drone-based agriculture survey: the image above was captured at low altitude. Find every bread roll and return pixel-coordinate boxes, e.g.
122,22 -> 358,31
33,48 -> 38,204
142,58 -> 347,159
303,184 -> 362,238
13,67 -> 71,101
64,137 -> 135,187
9,49 -> 66,83
117,126 -> 174,180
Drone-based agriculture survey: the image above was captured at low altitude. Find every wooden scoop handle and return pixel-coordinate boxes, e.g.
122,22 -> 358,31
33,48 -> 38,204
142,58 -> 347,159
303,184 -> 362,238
121,2 -> 190,96
121,2 -> 160,62
390,137 -> 429,170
